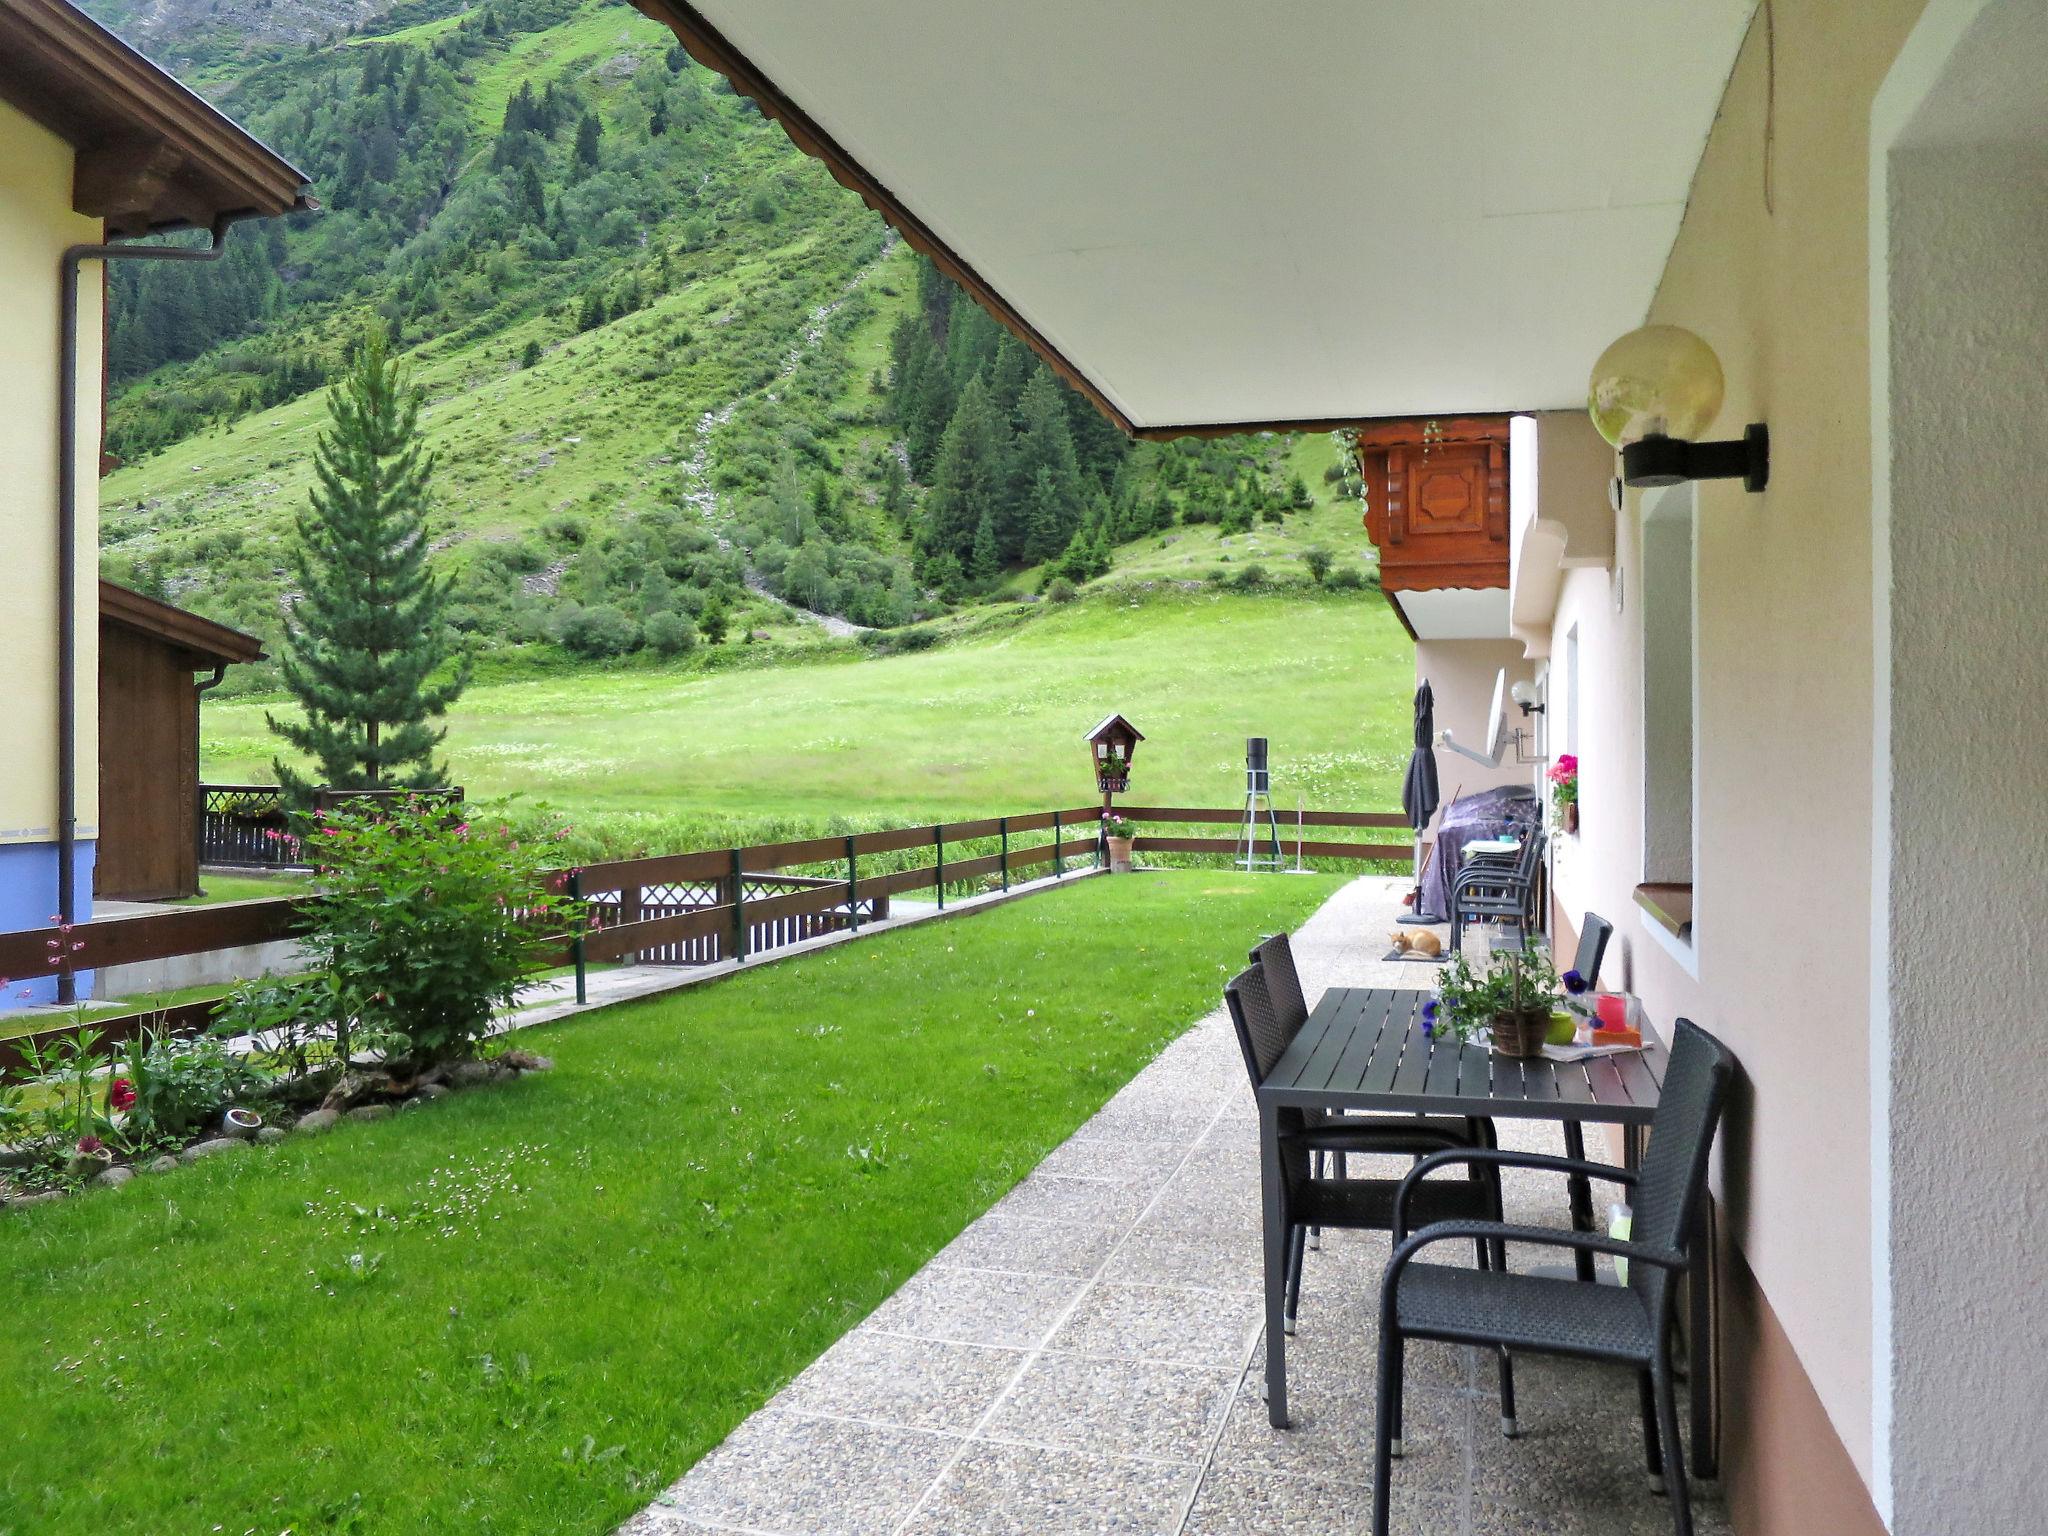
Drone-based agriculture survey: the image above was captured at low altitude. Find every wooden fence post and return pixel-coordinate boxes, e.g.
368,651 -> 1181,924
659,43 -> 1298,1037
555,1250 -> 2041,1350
845,835 -> 860,931
934,824 -> 946,911
728,847 -> 747,963
999,816 -> 1009,892
568,868 -> 586,1006
1052,810 -> 1062,878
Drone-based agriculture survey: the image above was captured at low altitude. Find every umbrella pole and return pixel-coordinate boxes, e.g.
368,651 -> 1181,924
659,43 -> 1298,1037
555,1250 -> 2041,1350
1397,780 -> 1459,924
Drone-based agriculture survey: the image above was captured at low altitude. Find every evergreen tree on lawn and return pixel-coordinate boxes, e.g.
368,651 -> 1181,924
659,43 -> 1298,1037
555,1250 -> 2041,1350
268,331 -> 467,796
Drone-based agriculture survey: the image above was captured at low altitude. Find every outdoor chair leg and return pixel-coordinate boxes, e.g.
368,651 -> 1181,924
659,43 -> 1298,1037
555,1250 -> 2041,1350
1495,1346 -> 1518,1438
1284,1224 -> 1307,1334
1372,1328 -> 1402,1536
1653,1360 -> 1693,1536
1309,1152 -> 1323,1250
1639,1369 -> 1666,1493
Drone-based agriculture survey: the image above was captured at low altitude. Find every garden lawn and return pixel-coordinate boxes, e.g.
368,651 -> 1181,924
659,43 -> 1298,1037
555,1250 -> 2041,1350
0,869 -> 1340,1536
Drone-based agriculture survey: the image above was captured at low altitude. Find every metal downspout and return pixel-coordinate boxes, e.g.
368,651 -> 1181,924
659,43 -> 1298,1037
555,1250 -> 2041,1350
56,218 -> 239,999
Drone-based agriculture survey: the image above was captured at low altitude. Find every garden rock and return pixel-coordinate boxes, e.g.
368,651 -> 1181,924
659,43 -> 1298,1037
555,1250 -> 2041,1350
145,1155 -> 178,1174
448,1060 -> 509,1089
415,1082 -> 451,1101
321,1071 -> 394,1112
294,1108 -> 341,1135
10,1189 -> 66,1208
94,1165 -> 136,1190
179,1138 -> 242,1163
0,1143 -> 43,1170
347,1104 -> 393,1123
255,1127 -> 288,1146
500,1049 -> 554,1073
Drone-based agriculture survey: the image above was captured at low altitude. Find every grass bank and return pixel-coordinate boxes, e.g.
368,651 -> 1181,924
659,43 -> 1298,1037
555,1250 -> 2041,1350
0,869 -> 1340,1536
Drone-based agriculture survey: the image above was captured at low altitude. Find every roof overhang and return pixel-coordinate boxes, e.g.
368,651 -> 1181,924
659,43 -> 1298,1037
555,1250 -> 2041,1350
0,0 -> 312,236
638,0 -> 1757,437
100,580 -> 266,668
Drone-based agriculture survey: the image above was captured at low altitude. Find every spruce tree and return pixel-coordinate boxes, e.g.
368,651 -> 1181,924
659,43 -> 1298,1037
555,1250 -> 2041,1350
268,332 -> 467,795
970,510 -> 1001,585
918,375 -> 1004,571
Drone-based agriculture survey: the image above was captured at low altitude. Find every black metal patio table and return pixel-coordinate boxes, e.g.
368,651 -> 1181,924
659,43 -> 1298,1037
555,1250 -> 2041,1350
1255,985 -> 1716,1475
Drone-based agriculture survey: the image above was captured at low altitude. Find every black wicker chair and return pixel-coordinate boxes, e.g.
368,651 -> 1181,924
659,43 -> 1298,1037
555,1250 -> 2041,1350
1224,962 -> 1504,1348
1448,829 -> 1547,953
1370,1018 -> 1735,1536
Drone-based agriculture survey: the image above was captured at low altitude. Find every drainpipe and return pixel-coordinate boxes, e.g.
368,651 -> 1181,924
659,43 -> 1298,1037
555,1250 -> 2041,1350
55,217 -> 242,999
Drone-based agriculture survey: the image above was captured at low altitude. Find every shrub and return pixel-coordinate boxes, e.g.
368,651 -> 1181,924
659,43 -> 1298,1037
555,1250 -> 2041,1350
300,800 -> 581,1068
1233,562 -> 1268,590
1326,564 -> 1364,591
557,602 -> 641,658
1044,576 -> 1078,603
1303,547 -> 1334,585
644,609 -> 697,657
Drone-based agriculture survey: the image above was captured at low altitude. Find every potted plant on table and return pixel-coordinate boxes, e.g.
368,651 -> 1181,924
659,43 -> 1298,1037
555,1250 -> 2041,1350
1423,938 -> 1563,1059
1548,753 -> 1579,834
1102,811 -> 1137,873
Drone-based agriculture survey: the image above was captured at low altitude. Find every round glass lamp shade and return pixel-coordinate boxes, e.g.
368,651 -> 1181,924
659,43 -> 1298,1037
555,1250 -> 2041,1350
1586,325 -> 1725,448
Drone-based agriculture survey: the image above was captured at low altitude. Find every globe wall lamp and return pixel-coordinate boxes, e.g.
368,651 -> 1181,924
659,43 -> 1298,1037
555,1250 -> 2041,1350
1588,325 -> 1769,493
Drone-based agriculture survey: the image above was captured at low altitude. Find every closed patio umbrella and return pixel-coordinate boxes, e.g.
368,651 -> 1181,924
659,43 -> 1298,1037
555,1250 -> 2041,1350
1399,681 -> 1438,922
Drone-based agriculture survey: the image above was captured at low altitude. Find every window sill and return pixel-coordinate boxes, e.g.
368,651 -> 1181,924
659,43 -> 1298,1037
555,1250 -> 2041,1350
1634,882 -> 1697,979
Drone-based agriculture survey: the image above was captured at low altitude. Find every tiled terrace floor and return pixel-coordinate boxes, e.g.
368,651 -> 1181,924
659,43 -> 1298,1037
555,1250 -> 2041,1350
623,877 -> 1729,1536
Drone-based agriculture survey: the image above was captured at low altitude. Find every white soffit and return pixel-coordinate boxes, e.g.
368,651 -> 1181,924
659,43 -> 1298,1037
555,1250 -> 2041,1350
1393,588 -> 1512,641
686,0 -> 1757,430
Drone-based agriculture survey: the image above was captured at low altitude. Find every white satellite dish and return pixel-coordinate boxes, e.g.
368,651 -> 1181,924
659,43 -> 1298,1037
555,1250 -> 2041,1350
1440,668 -> 1512,768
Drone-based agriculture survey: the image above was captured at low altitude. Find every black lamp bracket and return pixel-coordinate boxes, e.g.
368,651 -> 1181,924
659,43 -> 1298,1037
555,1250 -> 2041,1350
1621,422 -> 1769,493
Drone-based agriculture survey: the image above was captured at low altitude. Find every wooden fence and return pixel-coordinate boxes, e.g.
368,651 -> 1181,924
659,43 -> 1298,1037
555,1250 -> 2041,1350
0,802 -> 1411,1078
198,784 -> 466,870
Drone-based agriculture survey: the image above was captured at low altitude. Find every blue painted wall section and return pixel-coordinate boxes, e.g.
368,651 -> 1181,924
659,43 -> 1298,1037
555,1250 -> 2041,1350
0,840 -> 96,1005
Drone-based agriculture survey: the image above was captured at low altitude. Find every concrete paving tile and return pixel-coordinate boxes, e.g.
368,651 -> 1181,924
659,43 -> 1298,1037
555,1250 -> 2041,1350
775,1330 -> 1023,1433
863,1267 -> 1079,1349
656,1411 -> 959,1536
1115,1223 -> 1263,1293
1179,1464 -> 1373,1535
1033,1135 -> 1188,1184
898,1440 -> 1197,1536
930,1213 -> 1123,1278
980,1351 -> 1239,1463
1214,1360 -> 1471,1494
991,1172 -> 1159,1227
1045,1280 -> 1262,1369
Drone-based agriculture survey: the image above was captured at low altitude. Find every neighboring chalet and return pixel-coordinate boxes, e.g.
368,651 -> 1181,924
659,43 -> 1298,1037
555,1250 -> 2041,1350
95,581 -> 262,902
0,0 -> 306,988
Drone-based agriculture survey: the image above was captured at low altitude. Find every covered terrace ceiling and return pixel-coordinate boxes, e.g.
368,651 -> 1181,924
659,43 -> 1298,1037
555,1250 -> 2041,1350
639,0 -> 1758,436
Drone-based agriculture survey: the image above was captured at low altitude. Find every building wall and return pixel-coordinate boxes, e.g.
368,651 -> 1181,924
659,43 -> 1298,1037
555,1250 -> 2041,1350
0,99 -> 101,959
1882,107 -> 2048,1536
1541,0 -> 1932,1519
1411,638 -> 1538,843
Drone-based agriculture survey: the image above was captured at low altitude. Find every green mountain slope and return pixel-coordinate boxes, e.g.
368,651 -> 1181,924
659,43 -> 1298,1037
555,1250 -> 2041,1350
90,0 -> 1379,705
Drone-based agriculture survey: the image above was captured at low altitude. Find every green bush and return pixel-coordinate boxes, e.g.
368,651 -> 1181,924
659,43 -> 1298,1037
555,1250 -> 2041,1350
556,602 -> 640,658
124,1031 -> 265,1142
1327,564 -> 1364,591
299,799 -> 582,1069
1232,562 -> 1268,590
644,609 -> 697,657
1044,576 -> 1078,603
1303,547 -> 1334,585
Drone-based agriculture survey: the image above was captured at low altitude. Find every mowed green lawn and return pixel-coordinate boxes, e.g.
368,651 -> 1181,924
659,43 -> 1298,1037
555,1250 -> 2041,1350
202,588 -> 1416,832
0,870 -> 1340,1536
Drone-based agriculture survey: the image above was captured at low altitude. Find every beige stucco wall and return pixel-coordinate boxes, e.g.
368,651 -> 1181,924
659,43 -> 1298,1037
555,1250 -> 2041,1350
0,99 -> 101,846
1412,638 -> 1538,841
1543,0 -> 1934,1492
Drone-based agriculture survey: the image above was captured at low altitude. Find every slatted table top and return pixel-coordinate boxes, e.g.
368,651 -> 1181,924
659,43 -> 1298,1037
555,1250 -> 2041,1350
1260,986 -> 1669,1126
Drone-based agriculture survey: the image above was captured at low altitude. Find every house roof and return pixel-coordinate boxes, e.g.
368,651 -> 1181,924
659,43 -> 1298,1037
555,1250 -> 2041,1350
0,0 -> 312,237
100,580 -> 266,667
1084,714 -> 1144,745
636,0 -> 1756,437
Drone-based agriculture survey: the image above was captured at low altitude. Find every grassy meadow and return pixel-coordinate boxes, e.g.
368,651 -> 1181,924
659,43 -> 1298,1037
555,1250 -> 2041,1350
202,585 -> 1416,849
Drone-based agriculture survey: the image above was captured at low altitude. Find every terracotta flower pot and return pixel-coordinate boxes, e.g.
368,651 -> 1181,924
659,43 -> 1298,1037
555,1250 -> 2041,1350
1564,802 -> 1580,835
1490,1007 -> 1550,1059
1106,835 -> 1134,873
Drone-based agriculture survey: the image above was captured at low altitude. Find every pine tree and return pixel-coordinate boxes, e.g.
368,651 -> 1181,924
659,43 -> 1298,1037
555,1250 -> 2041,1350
574,112 -> 603,171
1022,468 -> 1066,565
970,509 -> 1001,584
918,375 -> 1003,570
1007,369 -> 1082,560
268,332 -> 467,794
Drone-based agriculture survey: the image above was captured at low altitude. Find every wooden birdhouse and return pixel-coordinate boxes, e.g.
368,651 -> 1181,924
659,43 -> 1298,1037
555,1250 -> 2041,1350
1085,714 -> 1143,796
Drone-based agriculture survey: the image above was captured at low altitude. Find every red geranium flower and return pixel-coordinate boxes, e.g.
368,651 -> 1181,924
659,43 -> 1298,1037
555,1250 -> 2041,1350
109,1078 -> 136,1112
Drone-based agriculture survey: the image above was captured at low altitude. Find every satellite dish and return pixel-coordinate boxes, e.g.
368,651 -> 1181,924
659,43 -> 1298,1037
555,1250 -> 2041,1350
1440,668 -> 1511,768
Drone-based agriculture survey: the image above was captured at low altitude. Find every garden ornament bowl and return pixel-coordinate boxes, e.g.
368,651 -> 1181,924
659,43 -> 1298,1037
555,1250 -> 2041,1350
222,1106 -> 264,1139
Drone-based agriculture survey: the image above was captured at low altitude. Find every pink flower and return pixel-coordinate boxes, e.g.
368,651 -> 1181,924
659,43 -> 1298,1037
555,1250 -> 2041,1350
1548,754 -> 1578,785
76,1135 -> 105,1154
109,1078 -> 136,1112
